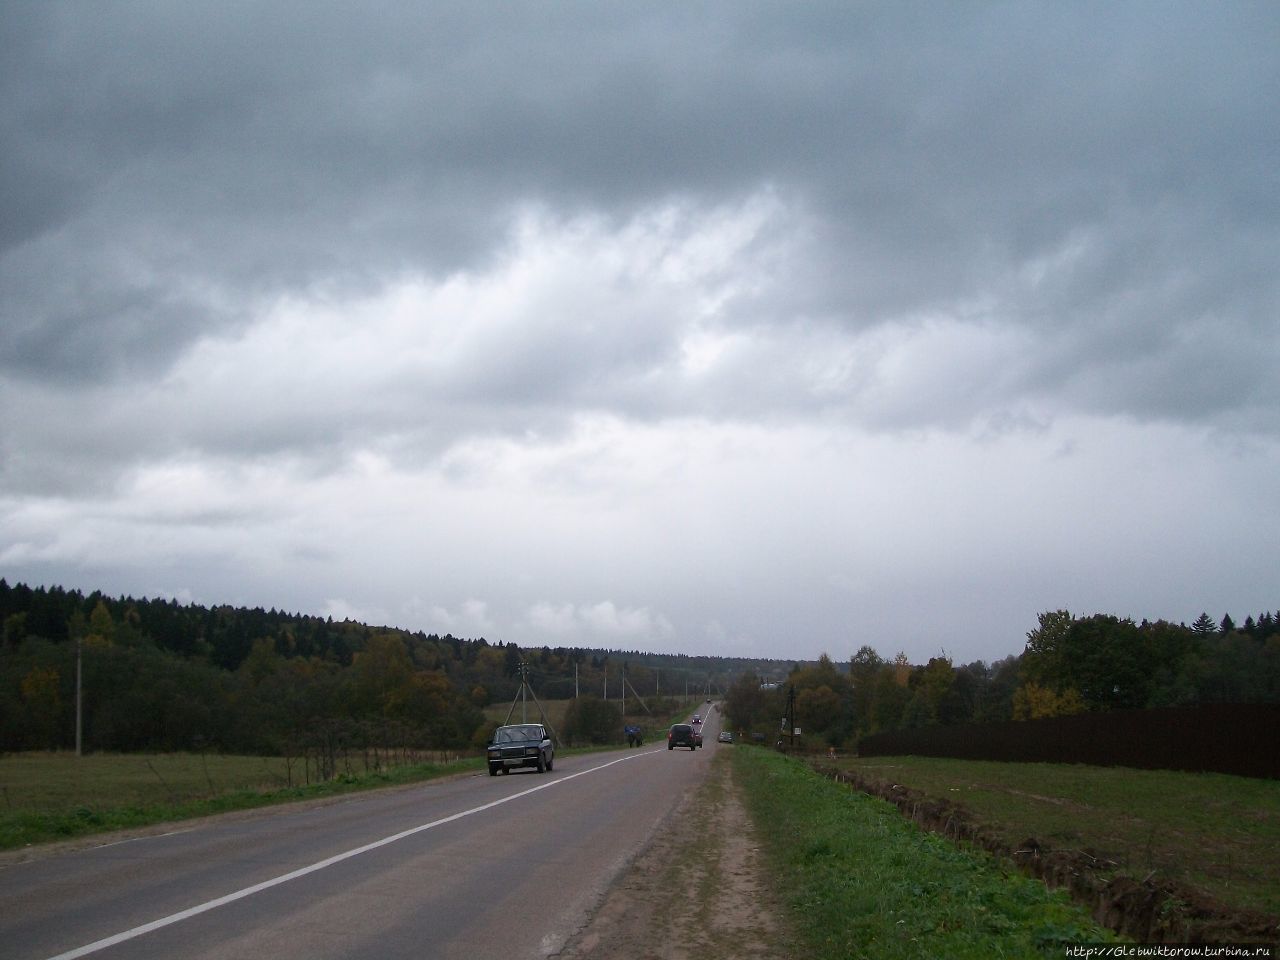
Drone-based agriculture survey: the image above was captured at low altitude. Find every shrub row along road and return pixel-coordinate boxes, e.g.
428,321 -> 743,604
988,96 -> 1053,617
0,712 -> 721,960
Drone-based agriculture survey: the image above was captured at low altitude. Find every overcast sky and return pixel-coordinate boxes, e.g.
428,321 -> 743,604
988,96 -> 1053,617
2,2 -> 1278,666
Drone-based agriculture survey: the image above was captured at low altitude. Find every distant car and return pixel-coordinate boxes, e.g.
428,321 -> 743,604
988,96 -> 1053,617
706,698 -> 712,703
718,731 -> 733,743
692,715 -> 702,725
487,723 -> 554,775
668,723 -> 697,750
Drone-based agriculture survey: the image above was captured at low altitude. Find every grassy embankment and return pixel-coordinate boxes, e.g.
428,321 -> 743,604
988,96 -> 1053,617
732,746 -> 1118,959
0,751 -> 483,851
840,755 -> 1280,918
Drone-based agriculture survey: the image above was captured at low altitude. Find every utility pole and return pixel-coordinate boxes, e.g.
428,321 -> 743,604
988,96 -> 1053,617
574,661 -> 579,699
520,661 -> 528,722
500,660 -> 562,748
75,633 -> 83,757
622,672 -> 652,715
783,684 -> 798,752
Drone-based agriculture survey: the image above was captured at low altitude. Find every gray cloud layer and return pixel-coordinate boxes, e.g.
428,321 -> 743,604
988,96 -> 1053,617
7,4 -> 1276,374
3,2 -> 1278,660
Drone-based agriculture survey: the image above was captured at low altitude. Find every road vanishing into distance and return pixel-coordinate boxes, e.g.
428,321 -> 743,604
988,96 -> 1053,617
0,707 -> 723,960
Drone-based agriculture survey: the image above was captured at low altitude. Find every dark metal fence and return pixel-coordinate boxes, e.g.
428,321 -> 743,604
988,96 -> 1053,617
856,703 -> 1280,779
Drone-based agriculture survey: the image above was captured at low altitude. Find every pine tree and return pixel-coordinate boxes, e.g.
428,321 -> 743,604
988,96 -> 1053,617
1258,612 -> 1275,639
1192,612 -> 1217,638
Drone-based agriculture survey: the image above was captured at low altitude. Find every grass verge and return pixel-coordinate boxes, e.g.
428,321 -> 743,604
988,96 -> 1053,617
0,752 -> 484,850
732,746 -> 1118,959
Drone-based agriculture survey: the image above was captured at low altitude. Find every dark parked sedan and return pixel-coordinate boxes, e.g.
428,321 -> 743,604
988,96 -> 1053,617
487,723 -> 555,775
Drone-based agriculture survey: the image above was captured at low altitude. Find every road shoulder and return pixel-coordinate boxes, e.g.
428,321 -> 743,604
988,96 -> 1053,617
555,749 -> 788,960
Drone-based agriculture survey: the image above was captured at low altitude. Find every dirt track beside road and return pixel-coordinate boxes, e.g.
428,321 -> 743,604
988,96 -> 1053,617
555,750 -> 789,960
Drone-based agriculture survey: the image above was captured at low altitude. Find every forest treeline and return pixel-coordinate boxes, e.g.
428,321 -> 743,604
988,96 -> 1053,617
4,580 -> 1277,756
724,609 -> 1280,750
0,580 -> 761,755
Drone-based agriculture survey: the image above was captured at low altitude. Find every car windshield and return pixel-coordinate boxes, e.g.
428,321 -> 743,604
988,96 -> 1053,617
494,725 -> 542,743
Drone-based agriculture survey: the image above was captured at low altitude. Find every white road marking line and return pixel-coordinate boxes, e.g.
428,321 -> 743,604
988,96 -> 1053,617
92,828 -> 195,850
43,751 -> 658,960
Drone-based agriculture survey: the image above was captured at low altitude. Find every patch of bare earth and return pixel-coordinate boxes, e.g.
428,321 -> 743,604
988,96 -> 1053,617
555,753 -> 790,960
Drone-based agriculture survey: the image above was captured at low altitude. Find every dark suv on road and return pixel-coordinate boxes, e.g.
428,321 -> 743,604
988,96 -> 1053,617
668,723 -> 698,750
487,723 -> 555,775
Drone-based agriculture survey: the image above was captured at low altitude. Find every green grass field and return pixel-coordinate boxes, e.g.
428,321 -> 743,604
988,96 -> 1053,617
483,697 -> 572,731
0,751 -> 483,850
841,755 -> 1280,918
733,748 -> 1117,959
0,752 -> 294,811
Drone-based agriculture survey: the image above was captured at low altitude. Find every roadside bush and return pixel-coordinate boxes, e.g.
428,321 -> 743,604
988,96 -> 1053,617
561,695 -> 622,745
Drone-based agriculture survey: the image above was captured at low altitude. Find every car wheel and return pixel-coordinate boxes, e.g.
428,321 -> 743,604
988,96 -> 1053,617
501,767 -> 510,774
489,765 -> 497,776
537,752 -> 547,773
547,755 -> 553,771
668,744 -> 673,750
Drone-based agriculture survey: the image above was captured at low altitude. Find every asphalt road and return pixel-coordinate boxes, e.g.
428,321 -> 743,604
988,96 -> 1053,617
0,706 -> 723,960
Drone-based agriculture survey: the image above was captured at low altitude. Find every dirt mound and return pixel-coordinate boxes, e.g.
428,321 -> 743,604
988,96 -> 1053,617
814,763 -> 1280,945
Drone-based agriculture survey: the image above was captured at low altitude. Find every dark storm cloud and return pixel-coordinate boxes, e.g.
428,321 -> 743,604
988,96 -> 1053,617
2,1 -> 1277,435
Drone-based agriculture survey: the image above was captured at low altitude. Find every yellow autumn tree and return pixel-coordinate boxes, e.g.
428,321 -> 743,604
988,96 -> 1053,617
1011,681 -> 1086,720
